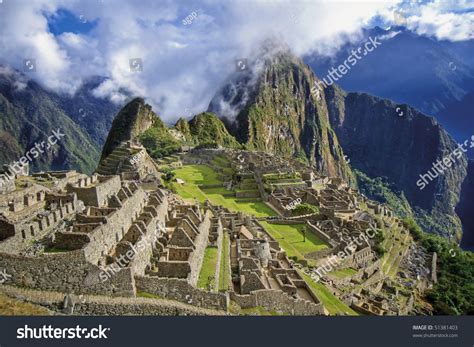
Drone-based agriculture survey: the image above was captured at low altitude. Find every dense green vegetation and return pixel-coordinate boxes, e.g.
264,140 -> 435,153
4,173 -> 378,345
188,112 -> 240,148
139,126 -> 181,159
404,218 -> 474,315
371,219 -> 386,257
355,170 -> 413,218
292,203 -> 319,216
160,167 -> 176,182
355,169 -> 462,243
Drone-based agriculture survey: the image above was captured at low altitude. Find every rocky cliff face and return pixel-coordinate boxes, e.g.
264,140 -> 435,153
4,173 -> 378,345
459,161 -> 474,251
325,84 -> 468,237
209,49 -> 352,182
100,97 -> 158,160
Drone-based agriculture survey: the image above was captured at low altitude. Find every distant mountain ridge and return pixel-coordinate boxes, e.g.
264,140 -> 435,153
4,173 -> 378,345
306,26 -> 474,115
0,67 -> 122,174
306,27 -> 474,160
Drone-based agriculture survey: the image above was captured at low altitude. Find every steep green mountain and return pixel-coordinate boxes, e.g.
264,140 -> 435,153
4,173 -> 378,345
105,100 -> 239,160
324,84 -> 468,238
139,117 -> 182,160
173,117 -> 193,143
459,161 -> 474,251
208,47 -> 352,182
100,97 -> 160,160
188,112 -> 240,148
0,68 -> 101,174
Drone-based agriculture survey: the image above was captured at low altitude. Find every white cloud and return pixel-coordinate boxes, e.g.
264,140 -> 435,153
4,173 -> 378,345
0,0 -> 471,121
380,0 -> 474,41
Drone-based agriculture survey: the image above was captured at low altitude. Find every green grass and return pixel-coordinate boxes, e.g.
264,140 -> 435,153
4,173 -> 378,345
201,187 -> 234,196
197,247 -> 219,290
328,268 -> 358,279
218,232 -> 231,291
299,272 -> 358,316
173,165 -> 276,218
260,222 -> 328,262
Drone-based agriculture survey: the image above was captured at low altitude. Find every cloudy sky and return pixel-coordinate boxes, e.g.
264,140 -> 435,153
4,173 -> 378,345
0,0 -> 472,121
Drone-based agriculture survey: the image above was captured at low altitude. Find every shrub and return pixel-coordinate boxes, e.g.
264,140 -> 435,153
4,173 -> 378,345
292,204 -> 318,216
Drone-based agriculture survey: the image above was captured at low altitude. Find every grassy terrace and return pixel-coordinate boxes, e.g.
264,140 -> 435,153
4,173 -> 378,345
328,268 -> 358,279
211,155 -> 234,175
0,294 -> 51,315
172,165 -> 276,218
218,232 -> 231,291
197,247 -> 218,290
299,272 -> 358,316
260,222 -> 328,263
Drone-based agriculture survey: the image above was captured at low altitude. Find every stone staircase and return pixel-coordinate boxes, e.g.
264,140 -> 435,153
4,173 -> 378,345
96,141 -> 143,176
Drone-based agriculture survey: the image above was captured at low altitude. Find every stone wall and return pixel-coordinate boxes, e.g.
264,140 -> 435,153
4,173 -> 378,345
67,175 -> 121,207
135,276 -> 228,311
213,222 -> 224,291
0,202 -> 77,254
230,289 -> 325,315
156,261 -> 191,278
128,198 -> 169,276
82,187 -> 147,264
0,285 -> 224,316
0,250 -> 135,297
187,211 -> 211,286
431,252 -> 437,283
306,221 -> 334,245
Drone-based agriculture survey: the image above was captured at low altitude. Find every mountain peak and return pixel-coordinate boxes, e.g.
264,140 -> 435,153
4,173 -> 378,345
209,47 -> 352,182
99,97 -> 160,160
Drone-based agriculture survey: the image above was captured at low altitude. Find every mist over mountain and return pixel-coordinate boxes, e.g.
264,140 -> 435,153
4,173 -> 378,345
209,45 -> 352,183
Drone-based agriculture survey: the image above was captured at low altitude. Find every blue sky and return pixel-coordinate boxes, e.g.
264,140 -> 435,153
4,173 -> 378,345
47,9 -> 97,35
